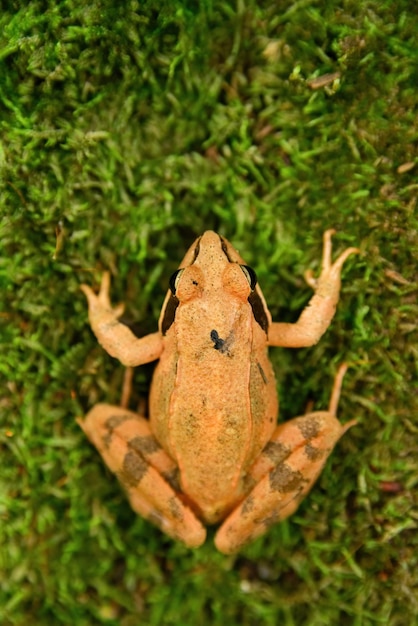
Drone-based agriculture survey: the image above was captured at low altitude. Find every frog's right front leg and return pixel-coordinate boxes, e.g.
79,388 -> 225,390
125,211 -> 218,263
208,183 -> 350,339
78,405 -> 206,548
81,272 -> 163,366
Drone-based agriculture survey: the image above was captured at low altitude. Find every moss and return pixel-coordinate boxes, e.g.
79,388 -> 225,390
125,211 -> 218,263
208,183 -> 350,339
1,0 -> 417,624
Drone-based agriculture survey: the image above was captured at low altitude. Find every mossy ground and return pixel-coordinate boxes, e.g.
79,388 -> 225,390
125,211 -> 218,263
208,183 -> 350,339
1,1 -> 417,624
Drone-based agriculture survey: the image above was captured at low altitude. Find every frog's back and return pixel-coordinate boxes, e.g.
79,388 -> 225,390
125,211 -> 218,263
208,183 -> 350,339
150,291 -> 277,522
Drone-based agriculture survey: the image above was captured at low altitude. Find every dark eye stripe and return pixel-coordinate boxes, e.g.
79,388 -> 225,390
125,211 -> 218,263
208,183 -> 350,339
161,294 -> 179,335
248,290 -> 269,333
169,269 -> 183,294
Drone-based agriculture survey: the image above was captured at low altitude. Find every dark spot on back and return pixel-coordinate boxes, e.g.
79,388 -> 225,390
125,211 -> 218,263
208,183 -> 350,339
304,443 -> 326,461
105,414 -> 131,430
242,473 -> 257,494
298,418 -> 320,440
168,496 -> 184,521
163,468 -> 181,492
103,413 -> 132,448
102,432 -> 113,449
210,329 -> 232,354
241,494 -> 255,516
260,508 -> 282,528
257,361 -> 268,384
129,435 -> 161,456
262,441 -> 290,464
118,451 -> 148,488
269,463 -> 304,493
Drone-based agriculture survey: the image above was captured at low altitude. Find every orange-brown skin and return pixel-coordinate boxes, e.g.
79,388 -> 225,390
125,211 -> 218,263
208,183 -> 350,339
79,230 -> 358,554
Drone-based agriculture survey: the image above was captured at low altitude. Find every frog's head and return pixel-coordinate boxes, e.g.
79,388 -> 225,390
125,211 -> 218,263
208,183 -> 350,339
159,231 -> 270,336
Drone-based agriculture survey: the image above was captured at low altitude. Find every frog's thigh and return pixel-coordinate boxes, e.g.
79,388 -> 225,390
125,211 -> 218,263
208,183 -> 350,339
78,404 -> 206,548
215,410 -> 352,555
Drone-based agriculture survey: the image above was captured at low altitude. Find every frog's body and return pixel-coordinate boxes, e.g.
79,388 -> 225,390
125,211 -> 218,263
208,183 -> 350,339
150,234 -> 277,525
79,230 -> 357,553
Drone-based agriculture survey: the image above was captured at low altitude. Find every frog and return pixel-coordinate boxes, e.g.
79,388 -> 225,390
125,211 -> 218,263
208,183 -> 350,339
79,229 -> 358,554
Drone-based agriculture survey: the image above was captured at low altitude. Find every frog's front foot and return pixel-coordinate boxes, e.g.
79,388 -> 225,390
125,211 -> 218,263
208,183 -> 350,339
81,272 -> 163,366
81,271 -> 125,329
304,229 -> 359,295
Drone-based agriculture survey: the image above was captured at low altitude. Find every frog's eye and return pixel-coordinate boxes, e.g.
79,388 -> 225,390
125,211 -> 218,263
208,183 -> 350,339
240,265 -> 257,291
169,269 -> 184,294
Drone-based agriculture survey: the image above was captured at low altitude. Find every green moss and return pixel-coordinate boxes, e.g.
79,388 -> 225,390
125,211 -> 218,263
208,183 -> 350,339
1,0 -> 417,624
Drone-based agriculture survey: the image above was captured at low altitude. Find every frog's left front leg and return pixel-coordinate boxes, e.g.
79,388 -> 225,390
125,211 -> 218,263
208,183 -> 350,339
78,405 -> 206,548
215,365 -> 356,554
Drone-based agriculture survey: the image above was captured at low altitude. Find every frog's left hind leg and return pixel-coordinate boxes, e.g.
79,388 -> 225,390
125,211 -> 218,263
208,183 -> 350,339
215,365 -> 356,554
78,404 -> 206,548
